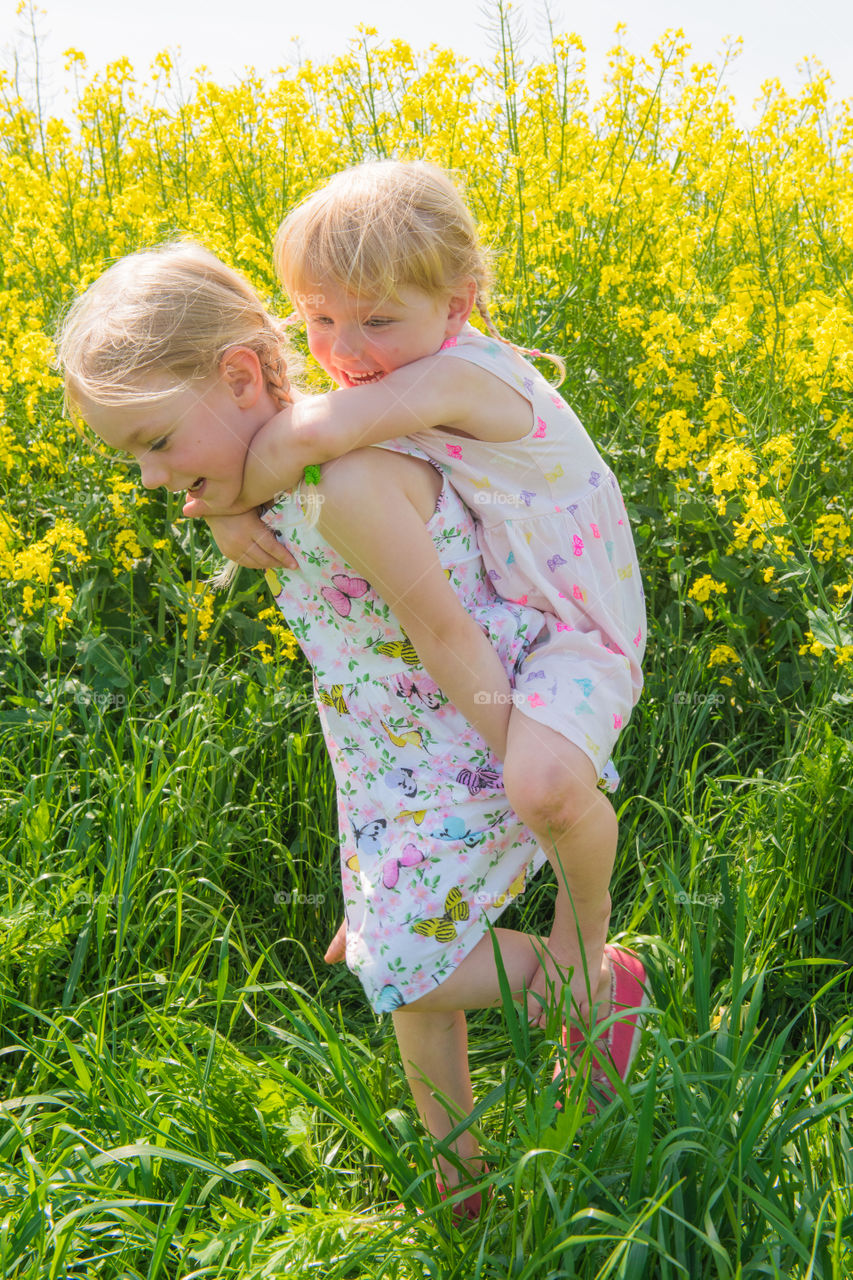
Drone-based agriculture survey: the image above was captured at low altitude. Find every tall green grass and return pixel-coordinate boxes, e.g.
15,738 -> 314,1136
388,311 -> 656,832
3,635 -> 851,1276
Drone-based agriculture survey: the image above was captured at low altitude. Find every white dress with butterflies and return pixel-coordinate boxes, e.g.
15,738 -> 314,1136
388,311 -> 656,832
262,457 -> 548,1015
408,325 -> 647,786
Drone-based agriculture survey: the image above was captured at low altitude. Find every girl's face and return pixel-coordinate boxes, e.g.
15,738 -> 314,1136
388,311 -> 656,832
77,358 -> 275,509
298,277 -> 473,388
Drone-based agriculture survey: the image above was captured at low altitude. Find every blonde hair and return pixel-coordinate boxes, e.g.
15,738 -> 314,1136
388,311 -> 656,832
57,241 -> 320,587
58,240 -> 295,413
274,159 -> 564,379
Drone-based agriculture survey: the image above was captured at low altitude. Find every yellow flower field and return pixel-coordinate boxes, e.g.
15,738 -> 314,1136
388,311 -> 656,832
0,26 -> 850,698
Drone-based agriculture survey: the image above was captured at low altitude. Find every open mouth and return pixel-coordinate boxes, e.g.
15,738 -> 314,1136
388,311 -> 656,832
187,477 -> 206,495
344,371 -> 385,387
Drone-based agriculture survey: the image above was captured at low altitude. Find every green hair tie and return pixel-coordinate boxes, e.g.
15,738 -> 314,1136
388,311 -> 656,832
303,464 -> 322,485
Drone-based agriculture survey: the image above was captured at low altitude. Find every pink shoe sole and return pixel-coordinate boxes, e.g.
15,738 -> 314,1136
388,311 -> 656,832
436,1180 -> 485,1220
435,1161 -> 491,1221
394,1170 -> 490,1223
552,945 -> 649,1112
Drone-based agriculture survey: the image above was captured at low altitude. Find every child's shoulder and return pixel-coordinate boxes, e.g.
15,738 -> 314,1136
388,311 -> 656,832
439,325 -> 559,406
440,324 -> 518,368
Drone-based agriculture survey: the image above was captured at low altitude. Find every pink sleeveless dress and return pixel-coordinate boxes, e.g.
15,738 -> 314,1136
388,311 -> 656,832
407,325 -> 646,787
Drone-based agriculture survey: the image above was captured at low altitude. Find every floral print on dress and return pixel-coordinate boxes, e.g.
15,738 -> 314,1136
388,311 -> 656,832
261,455 -> 548,1014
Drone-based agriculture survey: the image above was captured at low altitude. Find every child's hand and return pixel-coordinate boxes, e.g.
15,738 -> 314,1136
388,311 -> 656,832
204,511 -> 297,570
324,919 -> 347,964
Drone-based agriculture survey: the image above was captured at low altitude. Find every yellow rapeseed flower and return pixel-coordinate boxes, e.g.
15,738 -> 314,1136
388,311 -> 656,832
812,514 -> 852,563
708,644 -> 741,669
253,641 -> 275,664
689,575 -> 728,604
0,28 -> 850,683
51,580 -> 74,628
113,530 -> 144,574
799,630 -> 826,658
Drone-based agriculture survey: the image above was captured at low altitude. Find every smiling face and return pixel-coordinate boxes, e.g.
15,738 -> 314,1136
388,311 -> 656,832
298,277 -> 474,388
74,353 -> 276,507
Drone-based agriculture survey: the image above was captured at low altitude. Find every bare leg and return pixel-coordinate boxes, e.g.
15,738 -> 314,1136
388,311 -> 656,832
400,926 -> 545,1012
503,715 -> 617,1029
391,1008 -> 481,1189
392,926 -> 545,1188
328,777 -> 614,1189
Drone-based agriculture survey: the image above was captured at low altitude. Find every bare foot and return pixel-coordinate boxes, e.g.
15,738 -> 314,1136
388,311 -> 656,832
324,918 -> 347,964
526,887 -> 612,1029
526,942 -> 611,1031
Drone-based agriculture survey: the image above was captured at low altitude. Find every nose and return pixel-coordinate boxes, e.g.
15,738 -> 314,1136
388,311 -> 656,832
331,324 -> 363,363
139,455 -> 170,489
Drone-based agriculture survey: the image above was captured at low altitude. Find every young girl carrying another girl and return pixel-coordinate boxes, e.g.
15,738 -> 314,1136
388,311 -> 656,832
185,160 -> 649,1059
58,241 -> 648,1216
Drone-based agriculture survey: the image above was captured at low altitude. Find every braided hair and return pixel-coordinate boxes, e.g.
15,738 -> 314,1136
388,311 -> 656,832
58,240 -> 308,588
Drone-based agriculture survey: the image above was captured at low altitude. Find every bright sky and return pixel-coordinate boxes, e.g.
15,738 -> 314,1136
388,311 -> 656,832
2,0 -> 851,123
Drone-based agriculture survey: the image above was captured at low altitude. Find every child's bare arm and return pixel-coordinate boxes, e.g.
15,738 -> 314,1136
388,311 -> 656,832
314,449 -> 514,761
204,511 -> 297,570
183,355 -> 528,517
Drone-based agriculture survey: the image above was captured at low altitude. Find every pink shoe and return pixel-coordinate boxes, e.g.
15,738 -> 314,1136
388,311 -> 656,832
435,1165 -> 491,1221
436,1180 -> 484,1220
552,945 -> 649,1111
602,945 -> 649,1084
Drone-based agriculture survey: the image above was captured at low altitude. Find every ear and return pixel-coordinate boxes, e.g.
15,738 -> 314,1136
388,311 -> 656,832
219,345 -> 265,407
443,277 -> 477,337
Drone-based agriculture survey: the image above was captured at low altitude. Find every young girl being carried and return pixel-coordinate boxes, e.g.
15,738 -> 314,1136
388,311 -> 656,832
57,242 -> 646,1216
185,160 -> 648,1055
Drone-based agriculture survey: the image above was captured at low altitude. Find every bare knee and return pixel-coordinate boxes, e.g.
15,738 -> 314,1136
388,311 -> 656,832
504,744 -> 603,834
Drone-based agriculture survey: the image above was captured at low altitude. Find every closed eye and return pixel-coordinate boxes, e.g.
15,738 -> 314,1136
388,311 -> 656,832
146,436 -> 168,453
